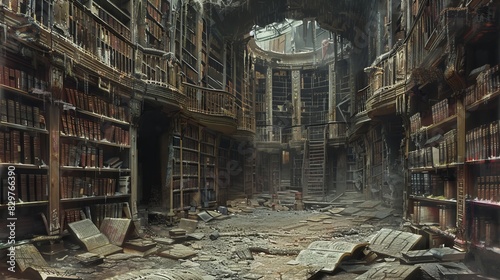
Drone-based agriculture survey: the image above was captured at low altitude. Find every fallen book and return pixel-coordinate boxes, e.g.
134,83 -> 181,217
401,249 -> 436,264
295,240 -> 369,272
68,219 -> 123,257
123,238 -> 157,252
15,244 -> 81,280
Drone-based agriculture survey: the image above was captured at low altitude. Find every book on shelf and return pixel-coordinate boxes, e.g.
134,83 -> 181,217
20,174 -> 28,202
14,101 -> 20,125
22,132 -> 31,164
0,132 -> 4,163
28,174 -> 35,202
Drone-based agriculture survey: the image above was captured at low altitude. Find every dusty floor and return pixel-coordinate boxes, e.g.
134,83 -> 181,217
1,195 -> 405,280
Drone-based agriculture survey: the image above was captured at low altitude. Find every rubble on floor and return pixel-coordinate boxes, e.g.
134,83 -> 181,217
0,192 -> 489,279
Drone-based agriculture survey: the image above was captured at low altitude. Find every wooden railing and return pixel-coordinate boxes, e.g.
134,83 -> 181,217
237,105 -> 255,133
183,83 -> 236,119
355,85 -> 370,115
256,126 -> 282,142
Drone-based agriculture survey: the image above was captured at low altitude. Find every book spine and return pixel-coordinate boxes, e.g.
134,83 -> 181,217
33,106 -> 40,129
20,174 -> 28,202
11,130 -> 21,163
22,132 -> 31,164
36,174 -> 42,201
7,99 -> 15,123
0,132 -> 4,163
14,101 -> 20,124
28,174 -> 35,202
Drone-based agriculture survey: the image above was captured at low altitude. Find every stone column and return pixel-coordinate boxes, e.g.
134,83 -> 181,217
266,66 -> 273,139
291,69 -> 301,141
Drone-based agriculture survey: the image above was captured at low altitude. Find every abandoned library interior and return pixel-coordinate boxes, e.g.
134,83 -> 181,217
1,0 -> 500,279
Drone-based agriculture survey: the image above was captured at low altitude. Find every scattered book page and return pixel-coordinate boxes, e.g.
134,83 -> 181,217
368,228 -> 422,258
99,218 -> 132,246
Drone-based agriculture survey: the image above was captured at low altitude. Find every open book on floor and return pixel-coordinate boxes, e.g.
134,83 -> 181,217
15,244 -> 80,280
294,240 -> 369,272
68,219 -> 123,257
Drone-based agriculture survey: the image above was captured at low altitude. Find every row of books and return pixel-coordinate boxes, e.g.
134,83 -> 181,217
471,216 -> 499,247
0,130 -> 42,165
466,120 -> 500,161
475,175 -> 500,202
1,99 -> 44,129
172,191 -> 199,209
465,64 -> 499,107
431,98 -> 452,124
1,174 -> 48,204
182,150 -> 199,162
200,144 -> 215,155
172,178 -> 198,190
61,111 -> 130,145
146,15 -> 163,40
60,176 -> 117,199
93,2 -> 131,40
408,131 -> 457,168
440,129 -> 457,165
412,202 -> 456,231
0,66 -> 48,92
410,112 -> 422,134
60,143 -> 104,168
63,88 -> 129,123
173,164 -> 198,176
411,173 -> 444,197
182,138 -> 198,150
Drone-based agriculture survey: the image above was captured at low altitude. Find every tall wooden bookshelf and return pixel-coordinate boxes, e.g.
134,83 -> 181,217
463,64 -> 500,249
0,62 -> 51,238
200,129 -> 216,208
58,85 -> 132,230
406,81 -> 459,246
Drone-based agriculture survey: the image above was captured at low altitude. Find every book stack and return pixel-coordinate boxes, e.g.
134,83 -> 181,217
410,113 -> 422,134
444,180 -> 456,199
439,206 -> 456,231
431,99 -> 449,124
60,143 -> 104,168
465,64 -> 500,107
439,129 -> 457,165
413,202 -> 439,225
64,209 -> 85,228
90,203 -> 125,229
466,120 -> 500,161
60,176 -> 117,199
0,66 -> 47,91
0,98 -> 42,128
64,88 -> 129,123
476,175 -> 500,202
0,130 -> 42,165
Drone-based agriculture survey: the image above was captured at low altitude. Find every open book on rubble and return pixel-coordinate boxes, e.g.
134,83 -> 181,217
294,240 -> 368,272
15,244 -> 80,280
68,219 -> 123,257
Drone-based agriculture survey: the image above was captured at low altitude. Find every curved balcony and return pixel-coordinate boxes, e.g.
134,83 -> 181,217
183,83 -> 238,134
366,81 -> 404,118
234,105 -> 256,141
143,80 -> 185,110
349,86 -> 372,140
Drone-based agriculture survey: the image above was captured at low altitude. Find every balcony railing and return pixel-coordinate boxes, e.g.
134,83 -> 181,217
237,105 -> 255,133
183,83 -> 236,119
355,85 -> 370,115
256,126 -> 284,143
